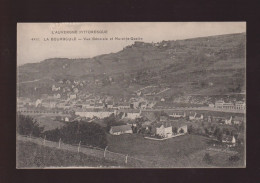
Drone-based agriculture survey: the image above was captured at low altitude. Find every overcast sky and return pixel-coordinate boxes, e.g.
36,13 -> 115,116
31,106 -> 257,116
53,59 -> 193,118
17,22 -> 246,65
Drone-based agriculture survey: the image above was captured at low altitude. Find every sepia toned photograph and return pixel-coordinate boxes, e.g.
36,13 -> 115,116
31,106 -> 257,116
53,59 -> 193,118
16,22 -> 246,168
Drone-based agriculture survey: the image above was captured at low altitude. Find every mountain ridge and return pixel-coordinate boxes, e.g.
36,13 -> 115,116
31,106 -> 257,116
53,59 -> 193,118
18,33 -> 246,97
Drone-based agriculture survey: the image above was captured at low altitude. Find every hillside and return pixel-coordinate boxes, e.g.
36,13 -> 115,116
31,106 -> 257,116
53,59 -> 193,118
18,33 -> 246,97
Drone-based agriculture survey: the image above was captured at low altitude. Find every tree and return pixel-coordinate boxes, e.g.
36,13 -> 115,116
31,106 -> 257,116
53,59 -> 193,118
225,129 -> 231,136
204,127 -> 209,135
217,131 -> 223,142
187,125 -> 193,134
179,128 -> 184,134
214,127 -> 223,142
44,128 -> 61,142
44,122 -> 108,148
131,125 -> 137,133
172,127 -> 178,134
17,114 -> 44,137
153,111 -> 161,121
103,113 -> 122,132
161,111 -> 169,117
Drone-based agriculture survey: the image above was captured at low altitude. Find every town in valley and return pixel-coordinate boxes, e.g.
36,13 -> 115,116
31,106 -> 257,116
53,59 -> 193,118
17,23 -> 246,168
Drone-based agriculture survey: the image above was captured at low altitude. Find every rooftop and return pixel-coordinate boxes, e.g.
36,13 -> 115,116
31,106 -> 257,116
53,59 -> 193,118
110,125 -> 132,133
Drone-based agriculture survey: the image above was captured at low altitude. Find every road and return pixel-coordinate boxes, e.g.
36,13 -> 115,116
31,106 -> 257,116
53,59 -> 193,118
144,107 -> 246,114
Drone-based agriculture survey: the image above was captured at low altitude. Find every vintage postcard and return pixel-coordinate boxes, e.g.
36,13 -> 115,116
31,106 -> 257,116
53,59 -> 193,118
16,22 -> 246,168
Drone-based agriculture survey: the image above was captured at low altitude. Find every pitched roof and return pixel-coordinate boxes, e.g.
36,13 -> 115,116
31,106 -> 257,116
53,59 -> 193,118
110,125 -> 132,133
142,121 -> 152,127
156,121 -> 172,128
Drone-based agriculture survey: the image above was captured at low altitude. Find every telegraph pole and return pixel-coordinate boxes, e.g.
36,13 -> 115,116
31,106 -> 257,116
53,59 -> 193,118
78,141 -> 81,153
125,154 -> 128,164
104,146 -> 108,158
58,138 -> 61,148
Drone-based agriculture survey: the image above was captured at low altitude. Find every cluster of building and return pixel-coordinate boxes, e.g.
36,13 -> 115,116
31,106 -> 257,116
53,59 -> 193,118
108,110 -> 190,139
208,115 -> 245,125
213,100 -> 246,110
109,119 -> 188,139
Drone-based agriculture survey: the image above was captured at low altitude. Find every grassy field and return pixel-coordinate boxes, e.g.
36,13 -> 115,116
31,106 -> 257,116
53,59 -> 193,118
17,141 -> 120,168
107,133 -> 245,167
107,134 -> 212,167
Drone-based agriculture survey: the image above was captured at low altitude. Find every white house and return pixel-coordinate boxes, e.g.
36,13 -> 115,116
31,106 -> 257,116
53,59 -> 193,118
233,116 -> 244,125
73,88 -> 79,93
118,103 -> 130,109
69,94 -> 77,100
222,135 -> 236,146
121,110 -> 141,120
131,101 -> 140,109
52,85 -> 60,91
189,112 -> 203,120
109,125 -> 133,135
137,91 -> 142,96
208,103 -> 215,108
225,116 -> 233,125
170,112 -> 186,118
105,102 -> 114,109
232,136 -> 236,144
35,99 -> 42,107
215,100 -> 225,108
156,125 -> 172,138
176,125 -> 188,134
235,101 -> 245,110
41,99 -> 57,108
54,93 -> 61,99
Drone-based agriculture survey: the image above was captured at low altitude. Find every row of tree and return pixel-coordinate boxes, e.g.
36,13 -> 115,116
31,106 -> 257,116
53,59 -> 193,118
17,114 -> 108,148
188,124 -> 238,142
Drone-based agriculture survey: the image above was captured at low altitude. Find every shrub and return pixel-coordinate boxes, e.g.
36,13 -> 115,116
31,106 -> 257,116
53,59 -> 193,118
103,114 -> 123,132
187,125 -> 193,134
179,128 -> 184,134
229,155 -> 240,162
17,114 -> 44,137
44,122 -> 107,148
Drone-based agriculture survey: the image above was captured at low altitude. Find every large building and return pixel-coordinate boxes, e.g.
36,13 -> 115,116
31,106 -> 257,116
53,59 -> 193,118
156,125 -> 172,138
215,100 -> 245,110
109,125 -> 133,135
235,101 -> 246,110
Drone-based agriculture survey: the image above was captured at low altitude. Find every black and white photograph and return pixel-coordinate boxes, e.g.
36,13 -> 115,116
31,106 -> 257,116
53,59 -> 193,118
16,22 -> 246,168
